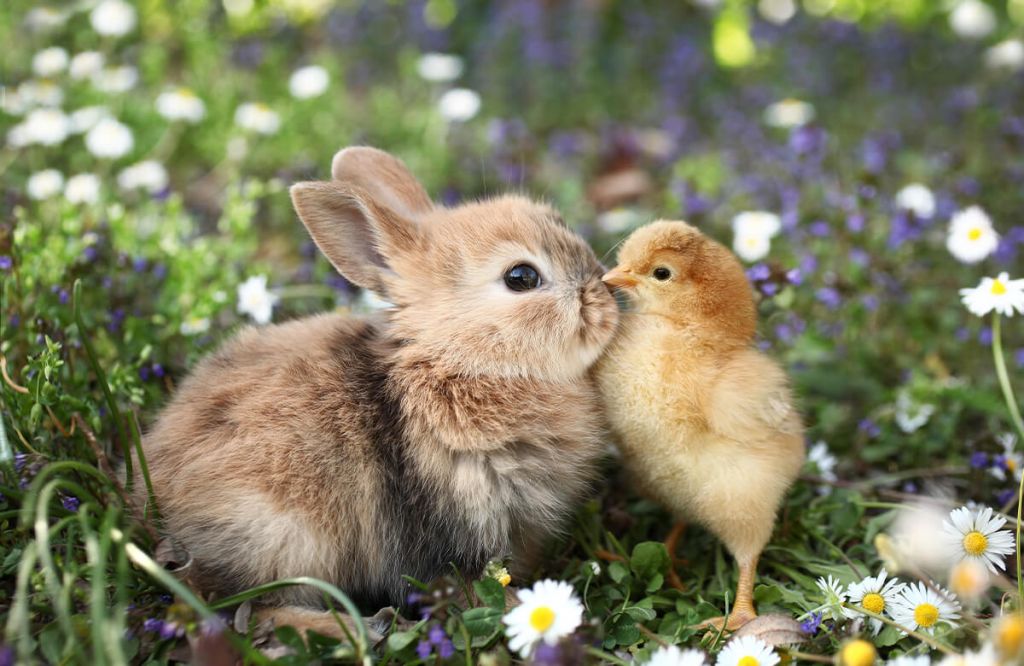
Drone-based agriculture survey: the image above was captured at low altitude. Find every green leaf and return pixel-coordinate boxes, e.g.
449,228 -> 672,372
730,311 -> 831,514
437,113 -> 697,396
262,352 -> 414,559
646,573 -> 664,593
630,542 -> 670,580
461,607 -> 504,637
875,623 -> 903,647
386,630 -> 419,653
608,561 -> 630,584
473,577 -> 506,611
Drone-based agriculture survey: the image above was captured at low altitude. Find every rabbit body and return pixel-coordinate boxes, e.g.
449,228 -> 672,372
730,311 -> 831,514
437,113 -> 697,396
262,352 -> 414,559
139,148 -> 619,609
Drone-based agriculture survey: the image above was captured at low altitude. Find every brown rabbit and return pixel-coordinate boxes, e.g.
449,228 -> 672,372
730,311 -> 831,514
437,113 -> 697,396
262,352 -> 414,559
137,147 -> 619,617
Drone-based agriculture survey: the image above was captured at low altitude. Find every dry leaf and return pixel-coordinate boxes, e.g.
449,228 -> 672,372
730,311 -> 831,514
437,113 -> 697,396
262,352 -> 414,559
734,613 -> 806,646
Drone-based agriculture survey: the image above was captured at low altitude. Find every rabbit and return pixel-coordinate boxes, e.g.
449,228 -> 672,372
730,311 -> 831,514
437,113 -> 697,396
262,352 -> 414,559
136,146 -> 620,615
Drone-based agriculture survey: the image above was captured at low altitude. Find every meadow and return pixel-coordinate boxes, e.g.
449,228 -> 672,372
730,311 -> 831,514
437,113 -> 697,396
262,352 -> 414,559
2,0 -> 1024,663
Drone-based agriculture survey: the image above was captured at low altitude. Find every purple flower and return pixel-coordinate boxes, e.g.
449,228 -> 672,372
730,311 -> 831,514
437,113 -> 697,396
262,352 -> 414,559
997,488 -> 1017,506
159,621 -> 181,640
861,294 -> 880,312
0,256 -> 11,271
82,246 -> 99,262
58,289 -> 70,305
1016,348 -> 1024,369
970,451 -> 989,469
816,287 -> 842,310
746,264 -> 771,282
0,644 -> 13,666
62,495 -> 80,512
416,640 -> 432,660
437,638 -> 454,659
785,268 -> 803,285
761,283 -> 779,296
979,327 -> 993,346
902,481 -> 918,494
428,624 -> 446,646
858,419 -> 880,438
846,213 -> 866,233
152,363 -> 165,378
809,220 -> 830,237
532,642 -> 562,665
849,248 -> 870,266
143,618 -> 164,633
132,256 -> 148,272
139,366 -> 151,381
800,612 -> 822,635
14,453 -> 26,472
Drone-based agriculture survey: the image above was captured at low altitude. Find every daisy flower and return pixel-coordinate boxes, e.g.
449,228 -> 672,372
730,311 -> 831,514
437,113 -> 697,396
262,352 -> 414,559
69,106 -> 109,134
647,645 -> 707,666
64,174 -> 101,205
960,273 -> 1024,318
417,52 -> 464,82
90,0 -> 137,37
438,88 -> 481,122
846,569 -> 905,634
762,98 -> 815,129
942,505 -> 1015,573
85,118 -> 134,159
733,231 -> 771,263
985,39 -> 1024,71
23,107 -> 70,146
839,640 -> 877,666
27,169 -> 64,201
895,183 -> 935,219
234,103 -> 280,134
237,275 -> 279,325
69,51 -> 105,80
715,635 -> 779,666
947,558 -> 990,605
502,579 -> 583,658
288,65 -> 329,99
32,47 -> 68,78
118,161 -> 168,193
946,206 -> 998,264
949,0 -> 995,39
993,614 -> 1024,661
816,575 -> 849,621
732,211 -> 782,239
156,88 -> 206,123
894,391 -> 934,434
92,65 -> 138,93
988,433 -> 1021,482
890,581 -> 960,634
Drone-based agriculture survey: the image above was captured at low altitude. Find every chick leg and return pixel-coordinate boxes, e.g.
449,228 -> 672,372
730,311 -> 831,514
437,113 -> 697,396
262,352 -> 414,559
725,553 -> 759,629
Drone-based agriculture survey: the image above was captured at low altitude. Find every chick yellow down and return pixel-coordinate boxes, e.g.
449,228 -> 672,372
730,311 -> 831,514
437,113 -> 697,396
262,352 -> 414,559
595,220 -> 804,630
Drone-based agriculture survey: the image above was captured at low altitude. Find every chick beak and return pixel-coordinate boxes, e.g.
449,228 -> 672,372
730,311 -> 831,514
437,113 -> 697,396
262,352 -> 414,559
602,267 -> 638,290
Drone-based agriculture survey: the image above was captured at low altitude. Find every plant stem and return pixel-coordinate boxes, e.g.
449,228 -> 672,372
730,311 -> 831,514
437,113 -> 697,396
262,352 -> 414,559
991,314 -> 1024,604
992,314 -> 1024,442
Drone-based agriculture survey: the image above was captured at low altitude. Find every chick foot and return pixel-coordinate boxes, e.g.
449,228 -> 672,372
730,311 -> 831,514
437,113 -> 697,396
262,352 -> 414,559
693,555 -> 760,631
664,522 -> 689,591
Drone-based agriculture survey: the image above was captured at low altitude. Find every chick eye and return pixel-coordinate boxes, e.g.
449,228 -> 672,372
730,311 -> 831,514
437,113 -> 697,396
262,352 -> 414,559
652,267 -> 672,281
504,264 -> 541,291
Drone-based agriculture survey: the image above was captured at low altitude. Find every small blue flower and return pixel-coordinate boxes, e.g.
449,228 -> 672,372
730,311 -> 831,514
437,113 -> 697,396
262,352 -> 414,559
0,644 -> 13,666
816,287 -> 842,310
0,256 -> 12,271
143,618 -> 164,633
13,453 -> 26,472
437,638 -> 454,659
761,283 -> 779,297
970,451 -> 989,469
997,488 -> 1016,506
979,327 -> 993,346
62,495 -> 80,512
1016,348 -> 1024,369
858,419 -> 880,438
132,256 -> 148,272
800,612 -> 822,635
746,263 -> 771,282
428,624 -> 446,646
416,640 -> 432,660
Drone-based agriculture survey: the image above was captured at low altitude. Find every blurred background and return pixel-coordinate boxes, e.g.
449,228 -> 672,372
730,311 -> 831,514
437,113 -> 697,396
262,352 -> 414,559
3,0 -> 1024,661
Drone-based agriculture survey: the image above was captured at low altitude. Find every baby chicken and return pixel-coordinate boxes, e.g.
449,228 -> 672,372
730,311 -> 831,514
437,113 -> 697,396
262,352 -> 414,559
595,220 -> 804,630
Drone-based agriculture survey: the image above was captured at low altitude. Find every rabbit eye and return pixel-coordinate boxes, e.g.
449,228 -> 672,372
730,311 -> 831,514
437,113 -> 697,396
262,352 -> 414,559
653,267 -> 672,281
504,264 -> 541,291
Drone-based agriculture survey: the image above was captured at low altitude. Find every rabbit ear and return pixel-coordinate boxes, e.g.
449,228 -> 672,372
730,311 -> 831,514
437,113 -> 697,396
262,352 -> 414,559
330,146 -> 434,220
290,180 -> 422,295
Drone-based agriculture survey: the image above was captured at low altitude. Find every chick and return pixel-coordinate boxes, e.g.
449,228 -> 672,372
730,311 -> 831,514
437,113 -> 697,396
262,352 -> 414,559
595,220 -> 804,630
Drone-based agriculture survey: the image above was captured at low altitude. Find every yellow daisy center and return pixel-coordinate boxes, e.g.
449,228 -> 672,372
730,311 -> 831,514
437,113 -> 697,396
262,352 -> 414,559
991,280 -> 1007,296
529,606 -> 555,632
914,603 -> 940,627
996,615 -> 1024,656
841,640 -> 877,666
738,657 -> 760,666
968,227 -> 983,241
963,530 -> 989,556
498,572 -> 511,587
862,592 -> 885,614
